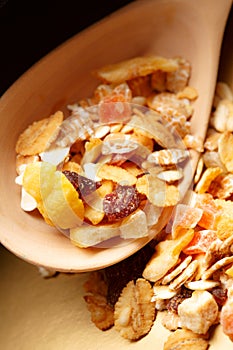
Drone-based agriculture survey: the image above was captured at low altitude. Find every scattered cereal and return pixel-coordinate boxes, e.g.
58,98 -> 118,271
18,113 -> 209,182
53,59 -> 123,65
114,278 -> 155,340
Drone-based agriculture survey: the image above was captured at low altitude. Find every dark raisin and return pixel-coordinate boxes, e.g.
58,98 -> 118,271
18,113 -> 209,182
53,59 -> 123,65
211,287 -> 228,307
104,244 -> 154,307
63,170 -> 101,198
103,185 -> 140,222
167,287 -> 193,314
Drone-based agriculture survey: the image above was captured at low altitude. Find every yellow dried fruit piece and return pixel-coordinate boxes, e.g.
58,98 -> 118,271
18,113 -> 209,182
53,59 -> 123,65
97,164 -> 137,185
70,223 -> 120,248
83,180 -> 114,225
120,209 -> 148,239
94,56 -> 178,84
142,228 -> 194,282
22,162 -> 55,225
23,162 -> 84,229
16,111 -> 64,156
43,171 -> 84,229
96,179 -> 114,197
84,204 -> 105,225
195,167 -> 223,194
218,131 -> 233,172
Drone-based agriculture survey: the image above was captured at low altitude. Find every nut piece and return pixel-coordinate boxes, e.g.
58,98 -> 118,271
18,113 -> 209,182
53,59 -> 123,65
148,148 -> 189,166
114,278 -> 155,340
178,290 -> 218,334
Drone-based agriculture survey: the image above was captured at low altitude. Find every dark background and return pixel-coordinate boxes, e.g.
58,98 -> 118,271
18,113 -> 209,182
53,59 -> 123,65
0,1 -> 232,97
0,0 -> 135,96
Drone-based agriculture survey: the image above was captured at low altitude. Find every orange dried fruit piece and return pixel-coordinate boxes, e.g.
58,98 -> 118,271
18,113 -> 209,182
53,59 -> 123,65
194,193 -> 220,230
183,230 -> 217,255
16,111 -> 64,156
94,56 -> 178,84
172,204 -> 203,238
142,228 -> 194,282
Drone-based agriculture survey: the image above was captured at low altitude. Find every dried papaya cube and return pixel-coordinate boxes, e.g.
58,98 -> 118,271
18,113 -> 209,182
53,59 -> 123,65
194,193 -> 220,230
183,230 -> 217,255
172,204 -> 203,238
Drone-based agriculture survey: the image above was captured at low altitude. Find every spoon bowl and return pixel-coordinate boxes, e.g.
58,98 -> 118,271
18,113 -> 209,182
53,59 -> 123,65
0,0 -> 231,272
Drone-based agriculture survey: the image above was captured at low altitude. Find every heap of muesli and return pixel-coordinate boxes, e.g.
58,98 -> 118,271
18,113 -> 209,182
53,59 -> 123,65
83,81 -> 233,348
15,55 -> 200,247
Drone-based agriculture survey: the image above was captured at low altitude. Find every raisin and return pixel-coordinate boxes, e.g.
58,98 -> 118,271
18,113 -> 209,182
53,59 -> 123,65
167,287 -> 192,314
63,170 -> 101,198
211,287 -> 228,307
103,185 -> 140,222
104,244 -> 154,307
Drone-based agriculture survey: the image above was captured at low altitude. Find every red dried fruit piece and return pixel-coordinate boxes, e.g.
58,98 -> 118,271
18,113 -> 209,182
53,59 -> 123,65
99,94 -> 132,124
195,193 -> 220,229
167,287 -> 192,314
103,185 -> 140,222
183,229 -> 217,255
105,244 -> 154,307
211,287 -> 227,307
63,170 -> 101,198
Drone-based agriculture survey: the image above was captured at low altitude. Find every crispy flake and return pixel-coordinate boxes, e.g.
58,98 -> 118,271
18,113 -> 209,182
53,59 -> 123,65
162,256 -> 193,285
218,131 -> 233,172
169,260 -> 199,290
164,328 -> 209,350
15,111 -> 64,156
94,56 -> 178,84
114,278 -> 155,340
97,164 -> 137,185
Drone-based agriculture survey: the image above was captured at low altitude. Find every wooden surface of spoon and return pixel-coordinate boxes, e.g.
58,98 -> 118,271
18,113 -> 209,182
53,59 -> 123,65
0,0 -> 232,272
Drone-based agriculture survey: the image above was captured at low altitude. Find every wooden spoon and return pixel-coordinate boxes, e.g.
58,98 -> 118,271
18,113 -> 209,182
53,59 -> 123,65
0,0 -> 232,272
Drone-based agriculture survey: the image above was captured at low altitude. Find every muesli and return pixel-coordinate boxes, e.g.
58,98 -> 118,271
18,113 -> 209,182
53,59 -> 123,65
83,82 -> 233,347
15,55 -> 199,248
